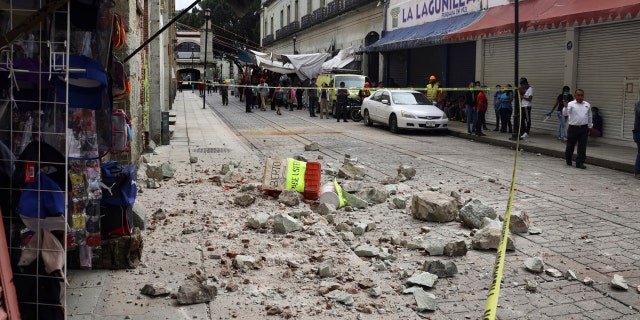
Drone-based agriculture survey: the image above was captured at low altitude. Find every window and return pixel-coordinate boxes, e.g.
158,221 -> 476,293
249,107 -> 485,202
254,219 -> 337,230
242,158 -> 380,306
307,0 -> 312,14
295,0 -> 299,21
270,17 -> 274,35
287,5 -> 291,24
280,10 -> 283,28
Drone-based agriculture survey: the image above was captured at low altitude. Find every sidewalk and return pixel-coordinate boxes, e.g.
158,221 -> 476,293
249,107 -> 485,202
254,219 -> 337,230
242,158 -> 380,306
445,118 -> 636,173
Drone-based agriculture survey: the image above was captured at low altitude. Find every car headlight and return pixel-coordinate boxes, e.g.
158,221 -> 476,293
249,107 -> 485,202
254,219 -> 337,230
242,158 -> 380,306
400,110 -> 416,119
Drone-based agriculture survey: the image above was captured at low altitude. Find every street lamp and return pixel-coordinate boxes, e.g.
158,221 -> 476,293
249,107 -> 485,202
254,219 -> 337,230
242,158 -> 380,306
190,45 -> 195,93
293,33 -> 297,54
203,8 -> 211,108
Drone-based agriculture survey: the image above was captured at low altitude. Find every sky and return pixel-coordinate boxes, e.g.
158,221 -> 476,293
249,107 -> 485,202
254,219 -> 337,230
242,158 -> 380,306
176,0 -> 195,10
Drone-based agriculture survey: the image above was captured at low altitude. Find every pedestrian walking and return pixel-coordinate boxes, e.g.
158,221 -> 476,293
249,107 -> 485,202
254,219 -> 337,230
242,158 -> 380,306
219,80 -> 228,106
244,82 -> 254,113
634,101 -> 640,179
319,82 -> 329,119
336,81 -> 349,122
548,86 -> 573,141
519,77 -> 533,138
307,78 -> 318,117
475,88 -> 488,136
499,85 -> 513,133
258,78 -> 269,111
564,89 -> 592,169
272,83 -> 285,115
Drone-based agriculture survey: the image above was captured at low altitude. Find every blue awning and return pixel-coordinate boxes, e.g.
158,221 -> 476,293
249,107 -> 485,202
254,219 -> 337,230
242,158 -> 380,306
362,11 -> 485,52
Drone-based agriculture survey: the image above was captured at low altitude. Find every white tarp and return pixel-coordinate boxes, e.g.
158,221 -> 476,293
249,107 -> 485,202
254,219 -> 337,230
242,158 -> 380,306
282,53 -> 331,81
255,55 -> 296,74
321,47 -> 355,73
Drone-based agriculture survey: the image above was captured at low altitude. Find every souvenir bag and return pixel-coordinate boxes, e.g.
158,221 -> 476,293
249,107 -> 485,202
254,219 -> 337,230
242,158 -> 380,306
111,108 -> 132,153
100,160 -> 137,206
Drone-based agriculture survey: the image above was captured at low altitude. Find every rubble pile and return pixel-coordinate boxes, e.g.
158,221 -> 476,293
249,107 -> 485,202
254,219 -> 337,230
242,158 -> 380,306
127,150 -> 636,319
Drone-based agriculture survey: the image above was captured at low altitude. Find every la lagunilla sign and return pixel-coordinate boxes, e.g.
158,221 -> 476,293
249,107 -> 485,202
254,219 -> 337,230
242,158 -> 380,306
388,0 -> 482,30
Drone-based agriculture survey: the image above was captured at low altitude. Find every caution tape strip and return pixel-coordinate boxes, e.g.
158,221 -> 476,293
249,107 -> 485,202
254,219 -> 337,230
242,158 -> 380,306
482,89 -> 523,320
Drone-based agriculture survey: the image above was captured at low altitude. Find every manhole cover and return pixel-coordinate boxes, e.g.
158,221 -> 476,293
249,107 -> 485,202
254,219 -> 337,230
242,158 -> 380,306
192,147 -> 231,154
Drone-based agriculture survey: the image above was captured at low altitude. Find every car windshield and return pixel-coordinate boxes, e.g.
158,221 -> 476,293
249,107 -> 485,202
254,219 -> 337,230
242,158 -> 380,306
392,92 -> 433,105
335,76 -> 365,88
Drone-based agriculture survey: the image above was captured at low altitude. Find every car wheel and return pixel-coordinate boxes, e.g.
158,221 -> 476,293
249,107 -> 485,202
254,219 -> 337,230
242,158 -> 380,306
389,114 -> 399,133
363,110 -> 373,126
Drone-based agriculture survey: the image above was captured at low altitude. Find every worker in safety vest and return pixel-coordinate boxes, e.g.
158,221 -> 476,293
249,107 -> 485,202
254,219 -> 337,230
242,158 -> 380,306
425,75 -> 444,104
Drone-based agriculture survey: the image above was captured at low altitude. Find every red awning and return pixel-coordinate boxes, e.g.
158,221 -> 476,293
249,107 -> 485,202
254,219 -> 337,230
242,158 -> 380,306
445,0 -> 640,41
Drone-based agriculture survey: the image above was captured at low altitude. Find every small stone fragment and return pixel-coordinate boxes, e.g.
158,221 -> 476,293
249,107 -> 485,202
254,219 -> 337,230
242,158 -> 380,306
525,279 -> 538,292
564,270 -> 578,281
583,277 -> 594,286
610,274 -> 628,290
524,257 -> 544,273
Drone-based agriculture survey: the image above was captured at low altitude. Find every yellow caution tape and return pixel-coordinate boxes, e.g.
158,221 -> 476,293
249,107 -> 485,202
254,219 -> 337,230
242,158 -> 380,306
332,178 -> 346,208
482,89 -> 523,320
285,158 -> 306,193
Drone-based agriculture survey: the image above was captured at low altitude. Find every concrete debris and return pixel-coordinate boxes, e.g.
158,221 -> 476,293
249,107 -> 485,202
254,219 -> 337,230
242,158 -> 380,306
189,156 -> 198,163
392,196 -> 407,209
317,202 -> 336,215
234,194 -> 255,207
528,226 -> 543,235
278,189 -> 303,206
176,279 -> 217,305
357,187 -> 389,204
397,164 -> 416,181
246,212 -> 270,229
343,192 -> 368,209
413,288 -> 437,312
146,162 -> 177,180
131,202 -> 146,231
423,260 -> 458,278
524,257 -> 545,273
509,210 -> 530,234
340,180 -> 363,193
459,199 -> 497,229
340,231 -> 355,242
273,213 -> 301,234
411,191 -> 459,222
525,279 -> 538,292
354,244 -> 380,257
583,277 -> 594,286
338,162 -> 367,180
405,272 -> 439,289
405,237 -> 426,250
318,260 -> 336,278
545,268 -> 563,278
380,176 -> 398,185
471,224 -> 515,251
324,290 -> 354,306
564,270 -> 578,281
232,255 -> 256,269
140,283 -> 170,297
425,240 -> 446,256
443,240 -> 467,257
610,274 -> 628,290
305,142 -> 320,151
152,208 -> 166,220
369,286 -> 382,297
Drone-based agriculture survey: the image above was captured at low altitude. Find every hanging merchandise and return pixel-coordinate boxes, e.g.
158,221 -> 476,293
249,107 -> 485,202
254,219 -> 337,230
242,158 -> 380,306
111,57 -> 131,101
100,160 -> 137,207
112,13 -> 126,49
46,54 -> 113,159
111,108 -> 132,152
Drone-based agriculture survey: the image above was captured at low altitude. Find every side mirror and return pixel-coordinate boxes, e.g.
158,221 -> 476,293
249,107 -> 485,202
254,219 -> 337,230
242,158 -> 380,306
381,99 -> 390,105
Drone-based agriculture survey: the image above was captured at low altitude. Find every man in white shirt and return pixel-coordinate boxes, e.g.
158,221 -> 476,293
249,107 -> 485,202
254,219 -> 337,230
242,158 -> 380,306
563,89 -> 592,169
519,77 -> 533,138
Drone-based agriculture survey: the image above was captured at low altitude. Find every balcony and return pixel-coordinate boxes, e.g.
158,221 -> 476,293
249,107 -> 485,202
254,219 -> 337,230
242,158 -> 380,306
313,7 -> 326,23
262,34 -> 274,46
288,21 -> 300,33
301,14 -> 313,28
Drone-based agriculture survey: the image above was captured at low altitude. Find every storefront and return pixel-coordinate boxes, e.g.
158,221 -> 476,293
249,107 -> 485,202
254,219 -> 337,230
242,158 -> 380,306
446,0 -> 640,142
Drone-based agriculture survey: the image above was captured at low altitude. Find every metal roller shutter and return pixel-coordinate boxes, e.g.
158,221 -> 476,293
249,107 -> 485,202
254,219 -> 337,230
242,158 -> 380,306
408,46 -> 442,88
447,42 -> 476,91
483,32 -> 565,130
388,51 -> 407,88
577,21 -> 640,141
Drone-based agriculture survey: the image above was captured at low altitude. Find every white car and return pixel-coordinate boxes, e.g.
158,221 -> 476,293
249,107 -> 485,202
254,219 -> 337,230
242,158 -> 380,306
361,89 -> 448,133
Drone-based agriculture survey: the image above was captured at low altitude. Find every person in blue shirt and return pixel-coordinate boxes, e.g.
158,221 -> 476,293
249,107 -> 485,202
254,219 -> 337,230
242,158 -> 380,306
499,84 -> 514,133
493,85 -> 502,131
